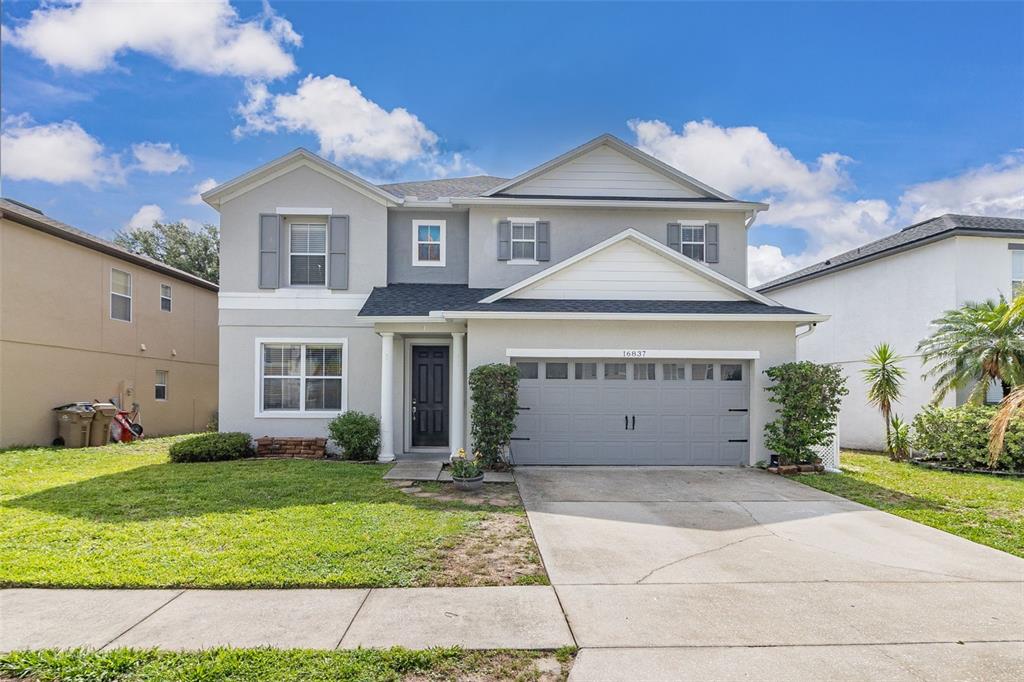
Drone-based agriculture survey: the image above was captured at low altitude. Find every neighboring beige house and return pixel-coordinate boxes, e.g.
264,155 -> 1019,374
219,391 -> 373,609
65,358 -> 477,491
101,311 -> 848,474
0,198 -> 219,447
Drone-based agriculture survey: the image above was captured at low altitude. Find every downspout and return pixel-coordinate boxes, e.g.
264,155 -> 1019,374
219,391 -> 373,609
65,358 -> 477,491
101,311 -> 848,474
795,322 -> 818,340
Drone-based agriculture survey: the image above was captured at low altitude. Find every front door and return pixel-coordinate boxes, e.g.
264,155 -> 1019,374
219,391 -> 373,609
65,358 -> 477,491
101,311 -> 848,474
411,345 -> 449,447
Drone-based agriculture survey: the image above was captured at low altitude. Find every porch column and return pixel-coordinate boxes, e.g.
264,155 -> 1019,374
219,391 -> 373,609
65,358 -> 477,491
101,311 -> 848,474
450,332 -> 466,458
378,332 -> 396,462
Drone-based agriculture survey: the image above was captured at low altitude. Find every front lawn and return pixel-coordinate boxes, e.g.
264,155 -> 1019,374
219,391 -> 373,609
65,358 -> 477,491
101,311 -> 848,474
795,451 -> 1024,558
0,646 -> 577,682
0,437 -> 546,588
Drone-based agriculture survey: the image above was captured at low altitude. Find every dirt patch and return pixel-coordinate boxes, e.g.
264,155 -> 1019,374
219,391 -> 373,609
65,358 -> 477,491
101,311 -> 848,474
437,511 -> 548,586
403,651 -> 572,682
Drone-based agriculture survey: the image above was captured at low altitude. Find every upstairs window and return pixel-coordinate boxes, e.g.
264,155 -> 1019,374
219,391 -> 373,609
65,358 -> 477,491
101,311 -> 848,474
1012,250 -> 1023,299
511,219 -> 537,262
160,284 -> 172,312
289,223 -> 327,286
677,221 -> 706,262
413,220 -> 446,266
110,269 -> 132,322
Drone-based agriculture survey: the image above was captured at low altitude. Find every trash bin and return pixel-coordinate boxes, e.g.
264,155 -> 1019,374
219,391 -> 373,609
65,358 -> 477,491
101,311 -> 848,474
53,403 -> 95,448
89,402 -> 117,446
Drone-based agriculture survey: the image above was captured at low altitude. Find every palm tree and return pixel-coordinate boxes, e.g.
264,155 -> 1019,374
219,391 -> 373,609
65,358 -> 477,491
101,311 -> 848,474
917,297 -> 1024,404
988,295 -> 1024,466
862,343 -> 906,458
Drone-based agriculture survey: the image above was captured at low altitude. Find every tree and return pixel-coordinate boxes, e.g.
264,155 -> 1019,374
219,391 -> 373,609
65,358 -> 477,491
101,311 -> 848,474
468,363 -> 519,469
763,361 -> 848,466
917,297 -> 1024,404
862,343 -> 906,459
115,221 -> 219,283
989,295 -> 1024,466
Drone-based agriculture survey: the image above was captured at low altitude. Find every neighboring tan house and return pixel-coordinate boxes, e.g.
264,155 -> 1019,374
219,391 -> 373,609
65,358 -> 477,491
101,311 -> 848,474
759,214 -> 1024,451
204,134 -> 826,466
0,198 -> 219,447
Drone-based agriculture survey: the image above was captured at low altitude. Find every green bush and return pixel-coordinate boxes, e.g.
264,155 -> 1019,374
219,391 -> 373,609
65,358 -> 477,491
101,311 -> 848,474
912,404 -> 1024,471
169,432 -> 252,463
327,411 -> 381,461
469,363 -> 519,468
763,361 -> 848,465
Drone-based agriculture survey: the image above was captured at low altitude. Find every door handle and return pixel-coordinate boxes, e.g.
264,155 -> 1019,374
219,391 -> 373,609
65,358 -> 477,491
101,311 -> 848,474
631,415 -> 636,430
624,415 -> 628,430
412,400 -> 417,415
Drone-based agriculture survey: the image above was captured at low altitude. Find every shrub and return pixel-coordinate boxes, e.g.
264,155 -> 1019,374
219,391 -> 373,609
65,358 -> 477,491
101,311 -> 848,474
327,411 -> 381,461
912,404 -> 1024,471
469,363 -> 519,469
763,361 -> 848,466
169,432 -> 252,463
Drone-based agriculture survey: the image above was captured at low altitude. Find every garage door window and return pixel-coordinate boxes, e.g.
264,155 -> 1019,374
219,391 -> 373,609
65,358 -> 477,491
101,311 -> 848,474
693,363 -> 714,381
633,363 -> 656,380
545,362 -> 569,379
604,362 -> 627,380
721,364 -> 743,381
516,361 -> 539,379
663,363 -> 685,380
574,362 -> 598,380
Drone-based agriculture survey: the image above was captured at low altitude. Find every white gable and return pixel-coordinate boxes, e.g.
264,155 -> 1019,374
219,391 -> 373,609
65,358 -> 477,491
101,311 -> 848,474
508,238 -> 745,301
507,145 -> 707,199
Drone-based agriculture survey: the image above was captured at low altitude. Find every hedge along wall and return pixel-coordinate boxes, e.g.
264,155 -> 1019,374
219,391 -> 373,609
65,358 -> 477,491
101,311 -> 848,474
912,404 -> 1024,471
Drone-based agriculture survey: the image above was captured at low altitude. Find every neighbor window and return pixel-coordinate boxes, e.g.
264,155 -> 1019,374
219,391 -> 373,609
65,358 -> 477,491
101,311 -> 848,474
160,284 -> 172,312
985,378 -> 1003,405
289,223 -> 327,286
721,364 -> 743,381
604,362 -> 627,380
511,219 -> 537,261
110,268 -> 132,322
692,363 -> 714,380
677,221 -> 706,262
261,341 -> 344,413
574,362 -> 598,380
633,363 -> 656,380
1013,250 -> 1023,299
663,363 -> 685,380
515,361 -> 539,379
545,362 -> 569,380
155,370 -> 168,401
413,220 -> 446,266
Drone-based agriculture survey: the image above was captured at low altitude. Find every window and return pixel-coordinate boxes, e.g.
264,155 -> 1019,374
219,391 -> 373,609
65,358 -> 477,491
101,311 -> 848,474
604,362 -> 627,380
413,220 -> 446,267
663,363 -> 685,380
985,378 -> 1004,405
1013,250 -> 1023,299
574,362 -> 598,380
510,218 -> 537,262
516,361 -> 539,379
154,370 -> 168,400
110,269 -> 132,321
160,284 -> 172,312
545,362 -> 569,379
677,221 -> 706,262
692,363 -> 714,381
721,364 -> 743,381
260,341 -> 344,413
289,223 -> 327,286
633,363 -> 656,380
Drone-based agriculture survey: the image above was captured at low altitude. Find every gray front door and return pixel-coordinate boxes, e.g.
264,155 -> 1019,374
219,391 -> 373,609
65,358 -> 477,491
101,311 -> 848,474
510,359 -> 749,465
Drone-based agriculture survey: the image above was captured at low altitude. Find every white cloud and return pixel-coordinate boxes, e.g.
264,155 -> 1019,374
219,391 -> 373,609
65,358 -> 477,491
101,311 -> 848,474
1,115 -> 123,186
185,178 -> 219,205
896,152 -> 1024,224
131,142 -> 190,174
126,204 -> 166,230
4,0 -> 300,79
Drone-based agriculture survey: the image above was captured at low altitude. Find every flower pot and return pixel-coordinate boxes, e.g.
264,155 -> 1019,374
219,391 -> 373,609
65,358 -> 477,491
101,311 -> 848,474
452,474 -> 484,491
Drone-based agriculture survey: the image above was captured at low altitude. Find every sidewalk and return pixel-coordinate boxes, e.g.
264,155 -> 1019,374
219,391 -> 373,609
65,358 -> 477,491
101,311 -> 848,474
0,586 -> 574,652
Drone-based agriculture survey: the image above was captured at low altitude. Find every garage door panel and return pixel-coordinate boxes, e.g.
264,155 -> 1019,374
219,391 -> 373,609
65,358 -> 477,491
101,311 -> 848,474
517,385 -> 541,409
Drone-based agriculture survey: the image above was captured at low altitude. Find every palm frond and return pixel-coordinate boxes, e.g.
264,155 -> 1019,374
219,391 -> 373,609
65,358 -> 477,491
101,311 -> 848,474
989,385 -> 1024,467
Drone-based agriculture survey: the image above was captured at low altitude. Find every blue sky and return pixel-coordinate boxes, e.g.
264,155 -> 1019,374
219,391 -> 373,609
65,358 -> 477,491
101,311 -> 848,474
2,1 -> 1022,282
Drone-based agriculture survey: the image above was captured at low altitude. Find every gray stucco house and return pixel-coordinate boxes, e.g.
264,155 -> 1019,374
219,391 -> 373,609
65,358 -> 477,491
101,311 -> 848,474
204,134 -> 825,465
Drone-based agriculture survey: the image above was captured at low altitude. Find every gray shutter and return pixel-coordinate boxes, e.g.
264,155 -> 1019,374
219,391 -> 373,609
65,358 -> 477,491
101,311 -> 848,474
497,220 -> 511,261
536,220 -> 551,261
705,223 -> 719,263
667,223 -> 681,252
328,215 -> 350,290
259,213 -> 280,289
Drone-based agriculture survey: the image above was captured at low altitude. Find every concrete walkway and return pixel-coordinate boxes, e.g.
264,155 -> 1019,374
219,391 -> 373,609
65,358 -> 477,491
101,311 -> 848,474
514,466 -> 1024,682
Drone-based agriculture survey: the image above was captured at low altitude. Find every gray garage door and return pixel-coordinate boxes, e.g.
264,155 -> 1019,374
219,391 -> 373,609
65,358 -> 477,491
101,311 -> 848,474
509,358 -> 749,465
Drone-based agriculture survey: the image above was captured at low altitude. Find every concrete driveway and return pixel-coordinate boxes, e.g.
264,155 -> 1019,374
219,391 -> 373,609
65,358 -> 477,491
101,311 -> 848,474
515,467 -> 1024,681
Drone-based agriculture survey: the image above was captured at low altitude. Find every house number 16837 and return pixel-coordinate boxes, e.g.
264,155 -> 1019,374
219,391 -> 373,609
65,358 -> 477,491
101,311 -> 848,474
622,350 -> 647,357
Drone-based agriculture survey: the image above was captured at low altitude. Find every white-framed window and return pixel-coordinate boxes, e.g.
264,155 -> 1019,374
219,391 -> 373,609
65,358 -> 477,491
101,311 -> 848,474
110,268 -> 132,322
510,217 -> 538,263
289,223 -> 327,286
412,219 -> 446,267
677,220 -> 707,262
257,339 -> 346,416
1012,250 -> 1023,299
160,284 -> 172,312
155,370 -> 168,401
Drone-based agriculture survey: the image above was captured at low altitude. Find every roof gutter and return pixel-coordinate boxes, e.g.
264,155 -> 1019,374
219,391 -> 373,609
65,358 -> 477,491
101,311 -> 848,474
436,310 -> 829,323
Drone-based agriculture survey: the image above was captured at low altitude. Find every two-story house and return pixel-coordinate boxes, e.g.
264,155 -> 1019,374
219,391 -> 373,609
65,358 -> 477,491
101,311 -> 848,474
204,134 -> 825,466
759,214 -> 1024,451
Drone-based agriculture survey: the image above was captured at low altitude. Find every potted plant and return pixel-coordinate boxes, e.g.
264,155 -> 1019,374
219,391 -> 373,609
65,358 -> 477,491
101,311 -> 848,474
450,448 -> 484,491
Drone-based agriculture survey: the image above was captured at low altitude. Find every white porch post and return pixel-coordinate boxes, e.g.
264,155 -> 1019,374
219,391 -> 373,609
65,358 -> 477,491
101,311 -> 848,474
378,332 -> 396,462
450,332 -> 466,458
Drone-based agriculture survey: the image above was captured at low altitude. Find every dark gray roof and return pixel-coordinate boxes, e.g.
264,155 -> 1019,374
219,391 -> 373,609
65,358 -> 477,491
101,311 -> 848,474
376,175 -> 508,200
359,283 -> 813,317
758,214 -> 1024,293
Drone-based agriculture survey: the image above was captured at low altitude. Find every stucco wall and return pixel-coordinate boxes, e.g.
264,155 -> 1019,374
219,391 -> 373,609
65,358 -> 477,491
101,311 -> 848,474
387,209 -> 469,284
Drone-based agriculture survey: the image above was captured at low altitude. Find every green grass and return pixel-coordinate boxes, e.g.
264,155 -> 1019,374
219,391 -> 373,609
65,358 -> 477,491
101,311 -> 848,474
794,451 -> 1024,558
0,436 -> 532,588
0,646 -> 578,682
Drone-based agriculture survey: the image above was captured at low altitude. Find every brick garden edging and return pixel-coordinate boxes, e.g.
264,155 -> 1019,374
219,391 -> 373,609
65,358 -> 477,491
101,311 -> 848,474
255,436 -> 327,459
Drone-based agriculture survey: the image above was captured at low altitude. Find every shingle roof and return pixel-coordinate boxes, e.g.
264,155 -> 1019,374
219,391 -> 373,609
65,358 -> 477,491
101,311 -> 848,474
758,214 -> 1024,293
376,175 -> 508,200
358,283 -> 813,317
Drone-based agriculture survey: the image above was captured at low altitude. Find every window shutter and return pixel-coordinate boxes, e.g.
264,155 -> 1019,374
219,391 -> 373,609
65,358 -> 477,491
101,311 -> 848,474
497,220 -> 511,261
328,215 -> 350,290
706,223 -> 720,263
536,220 -> 551,261
259,214 -> 280,289
667,223 -> 681,252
